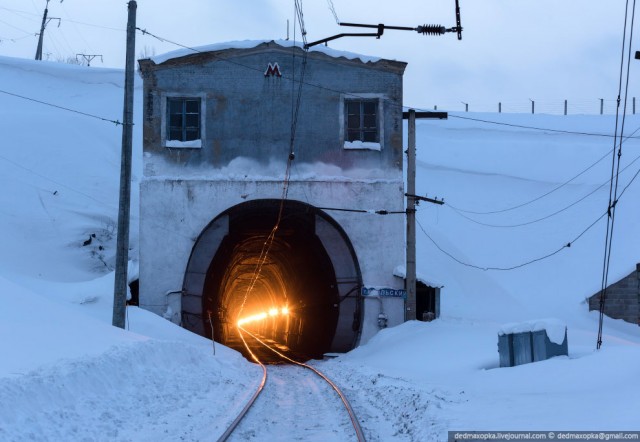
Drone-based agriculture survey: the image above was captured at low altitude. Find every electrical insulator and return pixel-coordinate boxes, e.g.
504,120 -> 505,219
416,24 -> 446,35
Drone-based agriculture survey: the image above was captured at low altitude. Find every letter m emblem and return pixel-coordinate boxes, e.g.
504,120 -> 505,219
264,62 -> 282,77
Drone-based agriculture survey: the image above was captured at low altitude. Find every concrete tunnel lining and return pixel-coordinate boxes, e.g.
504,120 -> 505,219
181,199 -> 363,358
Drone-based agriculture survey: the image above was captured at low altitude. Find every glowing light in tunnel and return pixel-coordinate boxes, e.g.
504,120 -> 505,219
237,306 -> 290,327
237,312 -> 268,326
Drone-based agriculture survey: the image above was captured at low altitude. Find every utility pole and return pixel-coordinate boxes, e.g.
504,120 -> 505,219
406,110 -> 417,321
402,109 -> 447,321
35,0 -> 61,61
35,1 -> 48,60
112,0 -> 137,329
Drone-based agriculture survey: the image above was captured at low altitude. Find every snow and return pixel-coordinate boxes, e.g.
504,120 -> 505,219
0,54 -> 639,441
344,140 -> 382,151
150,39 -> 383,65
393,264 -> 443,288
165,139 -> 202,148
143,154 -> 403,182
499,318 -> 567,345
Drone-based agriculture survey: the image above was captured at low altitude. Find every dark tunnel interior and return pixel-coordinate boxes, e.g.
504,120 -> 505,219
202,201 -> 341,362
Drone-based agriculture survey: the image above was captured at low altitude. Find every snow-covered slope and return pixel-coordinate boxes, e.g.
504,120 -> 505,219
0,55 -> 142,283
416,112 -> 640,322
0,55 -> 638,440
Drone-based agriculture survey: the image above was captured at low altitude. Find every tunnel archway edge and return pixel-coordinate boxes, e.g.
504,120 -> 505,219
181,199 -> 364,353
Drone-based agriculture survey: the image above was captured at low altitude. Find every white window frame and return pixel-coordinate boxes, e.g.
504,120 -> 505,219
340,93 -> 385,151
161,92 -> 207,149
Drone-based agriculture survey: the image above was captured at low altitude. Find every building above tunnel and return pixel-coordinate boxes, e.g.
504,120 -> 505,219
138,40 -> 407,177
138,40 -> 409,358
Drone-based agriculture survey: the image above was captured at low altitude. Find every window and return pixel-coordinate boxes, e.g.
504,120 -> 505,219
345,99 -> 379,143
167,97 -> 201,142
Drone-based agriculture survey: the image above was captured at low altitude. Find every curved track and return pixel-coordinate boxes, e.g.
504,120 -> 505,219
216,327 -> 366,442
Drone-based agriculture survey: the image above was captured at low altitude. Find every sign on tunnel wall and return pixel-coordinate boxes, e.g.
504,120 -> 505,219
361,287 -> 407,298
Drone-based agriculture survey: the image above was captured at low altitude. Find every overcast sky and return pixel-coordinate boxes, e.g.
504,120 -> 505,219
1,0 -> 638,114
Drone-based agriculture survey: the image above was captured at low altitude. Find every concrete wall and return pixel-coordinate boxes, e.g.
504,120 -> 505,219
588,265 -> 640,325
139,42 -> 406,176
139,179 -> 406,343
138,41 -> 408,346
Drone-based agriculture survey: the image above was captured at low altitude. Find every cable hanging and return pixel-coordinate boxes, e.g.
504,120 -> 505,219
440,112 -> 640,139
237,0 -> 309,321
134,26 -> 640,141
446,152 -> 640,228
597,0 -> 636,350
0,88 -> 123,125
416,212 -> 607,272
316,207 -> 406,215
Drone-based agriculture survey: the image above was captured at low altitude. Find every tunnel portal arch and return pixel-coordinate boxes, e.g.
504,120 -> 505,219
181,199 -> 363,357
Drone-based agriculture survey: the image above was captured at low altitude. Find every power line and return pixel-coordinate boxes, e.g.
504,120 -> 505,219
0,152 -> 112,207
236,0 -> 310,321
2,5 -> 638,139
0,6 -> 41,18
0,88 -> 123,125
447,122 -> 640,215
416,212 -> 607,272
447,152 -> 640,228
597,0 -> 637,350
447,148 -> 613,215
0,6 -> 125,32
413,110 -> 640,140
326,0 -> 340,24
59,17 -> 125,32
60,2 -> 96,53
0,18 -> 36,35
0,33 -> 37,43
137,25 -> 640,141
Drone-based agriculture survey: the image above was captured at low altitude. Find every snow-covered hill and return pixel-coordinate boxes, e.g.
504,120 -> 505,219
0,55 -> 638,441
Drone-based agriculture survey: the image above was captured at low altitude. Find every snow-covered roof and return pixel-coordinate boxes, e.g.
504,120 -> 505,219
149,39 -> 386,65
393,265 -> 444,288
498,318 -> 567,344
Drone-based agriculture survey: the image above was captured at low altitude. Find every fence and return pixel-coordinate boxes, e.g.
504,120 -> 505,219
430,98 -> 638,115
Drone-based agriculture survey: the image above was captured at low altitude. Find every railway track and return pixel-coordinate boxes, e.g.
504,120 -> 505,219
216,326 -> 366,442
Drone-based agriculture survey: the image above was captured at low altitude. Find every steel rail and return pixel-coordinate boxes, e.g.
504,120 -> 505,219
215,329 -> 267,442
238,327 -> 366,442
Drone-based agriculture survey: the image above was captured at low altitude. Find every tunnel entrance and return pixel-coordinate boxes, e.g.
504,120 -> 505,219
181,200 -> 363,361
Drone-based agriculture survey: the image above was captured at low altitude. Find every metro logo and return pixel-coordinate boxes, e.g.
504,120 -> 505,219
264,62 -> 282,77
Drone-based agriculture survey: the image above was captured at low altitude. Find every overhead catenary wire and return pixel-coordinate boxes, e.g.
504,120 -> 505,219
5,15 -> 638,284
416,142 -> 640,272
316,206 -> 406,214
128,24 -> 640,279
135,26 -> 640,141
326,0 -> 341,24
236,0 -> 310,321
0,6 -> 633,139
597,0 -> 636,350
